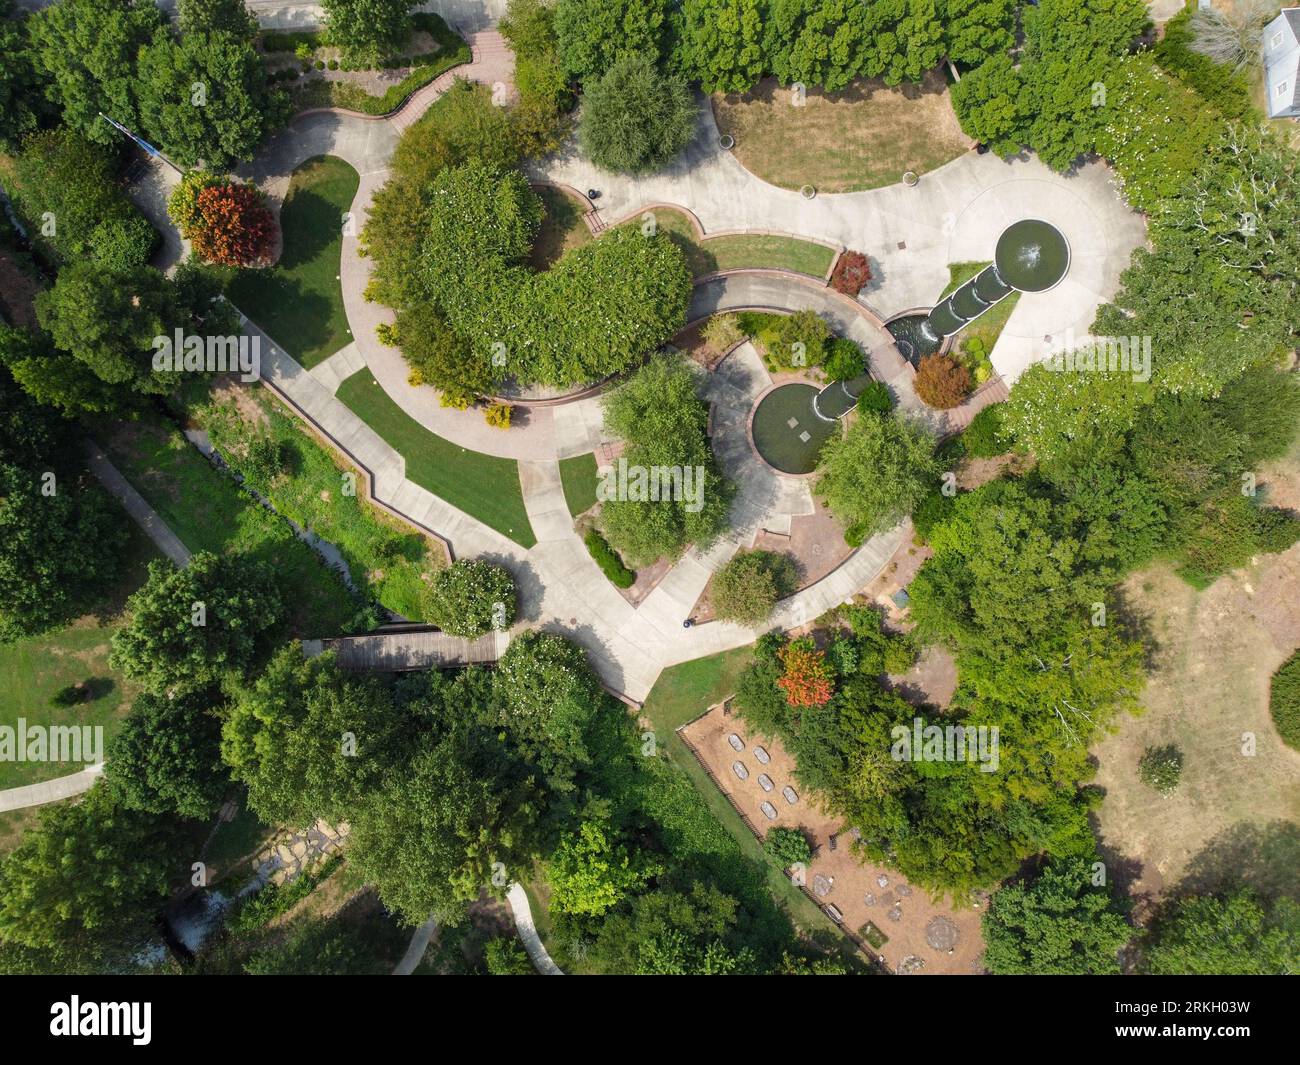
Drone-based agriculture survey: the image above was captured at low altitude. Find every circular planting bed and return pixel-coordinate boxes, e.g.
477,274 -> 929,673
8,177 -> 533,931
750,383 -> 838,475
994,218 -> 1071,293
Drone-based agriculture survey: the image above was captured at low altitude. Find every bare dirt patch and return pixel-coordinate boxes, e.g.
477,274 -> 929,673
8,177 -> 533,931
713,71 -> 972,194
682,705 -> 985,973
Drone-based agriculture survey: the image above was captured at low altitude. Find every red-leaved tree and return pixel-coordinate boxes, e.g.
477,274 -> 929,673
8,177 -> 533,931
914,353 -> 972,410
776,639 -> 835,707
830,250 -> 872,296
190,183 -> 277,267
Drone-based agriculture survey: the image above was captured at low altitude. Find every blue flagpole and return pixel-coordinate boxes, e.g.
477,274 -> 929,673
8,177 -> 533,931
98,113 -> 185,174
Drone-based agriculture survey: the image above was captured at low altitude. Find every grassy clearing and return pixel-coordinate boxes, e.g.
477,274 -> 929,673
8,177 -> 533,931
941,261 -> 1021,378
193,381 -> 446,620
530,186 -> 593,271
714,71 -> 970,193
100,418 -> 359,637
622,208 -> 834,278
0,523 -> 158,790
558,453 -> 598,518
335,371 -> 536,548
227,156 -> 359,368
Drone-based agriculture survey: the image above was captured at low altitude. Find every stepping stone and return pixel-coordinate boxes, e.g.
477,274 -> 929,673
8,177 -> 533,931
760,801 -> 778,821
786,417 -> 799,429
799,431 -> 811,442
732,761 -> 749,781
727,733 -> 744,752
757,773 -> 774,793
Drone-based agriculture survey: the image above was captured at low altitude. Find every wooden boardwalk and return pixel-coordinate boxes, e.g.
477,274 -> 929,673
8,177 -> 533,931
304,628 -> 510,672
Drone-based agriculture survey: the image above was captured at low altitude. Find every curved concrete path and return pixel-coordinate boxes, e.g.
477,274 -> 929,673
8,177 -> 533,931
534,98 -> 1147,385
0,764 -> 104,814
392,915 -> 439,975
506,883 -> 563,975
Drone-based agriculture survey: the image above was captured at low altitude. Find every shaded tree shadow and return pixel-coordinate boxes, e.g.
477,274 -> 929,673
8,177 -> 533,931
1172,820 -> 1300,904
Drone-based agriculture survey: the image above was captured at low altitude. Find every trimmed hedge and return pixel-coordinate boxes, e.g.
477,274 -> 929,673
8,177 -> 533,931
584,529 -> 635,588
1270,649 -> 1300,751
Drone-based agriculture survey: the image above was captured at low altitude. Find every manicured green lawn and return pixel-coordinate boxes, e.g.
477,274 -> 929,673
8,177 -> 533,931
941,261 -> 1021,376
100,419 -> 359,637
558,453 -> 598,518
642,647 -> 755,732
227,155 -> 360,368
621,209 -> 834,279
193,382 -> 445,621
336,371 -> 536,548
0,523 -> 157,790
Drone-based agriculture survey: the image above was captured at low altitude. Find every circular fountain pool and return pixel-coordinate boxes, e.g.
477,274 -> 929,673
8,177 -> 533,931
750,384 -> 838,475
994,218 -> 1070,293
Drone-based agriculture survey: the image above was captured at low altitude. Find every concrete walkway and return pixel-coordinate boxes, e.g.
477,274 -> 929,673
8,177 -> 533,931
85,441 -> 193,568
0,764 -> 104,814
534,100 -> 1148,384
392,915 -> 439,975
506,883 -> 563,975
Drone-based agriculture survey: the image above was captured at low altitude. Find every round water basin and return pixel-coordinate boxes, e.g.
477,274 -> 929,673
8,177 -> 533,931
994,218 -> 1070,293
750,384 -> 838,475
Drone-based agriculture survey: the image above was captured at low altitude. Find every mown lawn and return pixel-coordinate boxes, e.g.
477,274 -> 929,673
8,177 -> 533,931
100,419 -> 359,637
193,381 -> 446,621
227,155 -> 360,368
558,452 -> 598,518
0,523 -> 158,791
714,71 -> 970,193
336,371 -> 536,548
619,208 -> 834,279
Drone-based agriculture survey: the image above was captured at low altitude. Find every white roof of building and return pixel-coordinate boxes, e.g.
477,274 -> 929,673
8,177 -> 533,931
1263,10 -> 1300,118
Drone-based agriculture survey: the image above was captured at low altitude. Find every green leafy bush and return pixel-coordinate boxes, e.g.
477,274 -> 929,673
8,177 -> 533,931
584,528 -> 635,588
763,826 -> 813,869
823,338 -> 865,381
711,550 -> 797,625
1269,650 -> 1300,751
1138,744 -> 1183,796
423,558 -> 517,638
963,404 -> 1009,458
856,381 -> 893,414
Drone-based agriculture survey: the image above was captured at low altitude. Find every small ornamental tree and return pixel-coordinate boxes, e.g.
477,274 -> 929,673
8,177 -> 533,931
763,826 -> 813,869
830,250 -> 872,296
711,550 -> 796,626
423,558 -> 517,639
914,353 -> 972,409
776,638 -> 834,708
189,182 -> 278,267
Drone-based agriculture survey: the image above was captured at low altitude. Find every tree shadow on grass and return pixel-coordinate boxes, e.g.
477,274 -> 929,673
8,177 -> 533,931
1172,820 -> 1300,904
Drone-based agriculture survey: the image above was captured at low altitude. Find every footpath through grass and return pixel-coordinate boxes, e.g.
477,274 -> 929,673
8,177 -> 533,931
336,371 -> 536,548
227,156 -> 359,369
100,418 -> 359,637
0,524 -> 157,791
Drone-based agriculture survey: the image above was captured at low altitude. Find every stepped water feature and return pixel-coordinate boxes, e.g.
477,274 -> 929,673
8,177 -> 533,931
750,373 -> 873,475
889,219 -> 1071,357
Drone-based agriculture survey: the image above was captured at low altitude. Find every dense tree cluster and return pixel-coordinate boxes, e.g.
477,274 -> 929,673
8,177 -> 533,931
598,354 -> 731,566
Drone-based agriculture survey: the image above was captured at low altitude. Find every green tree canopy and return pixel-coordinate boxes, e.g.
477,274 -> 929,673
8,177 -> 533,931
110,551 -> 285,695
1143,890 -> 1300,975
0,784 -> 185,952
579,52 -> 697,175
28,0 -> 164,144
548,818 -> 659,917
321,0 -> 416,62
814,411 -> 938,544
983,856 -> 1131,974
423,558 -> 517,639
105,689 -> 229,819
137,28 -> 283,169
555,0 -> 669,84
